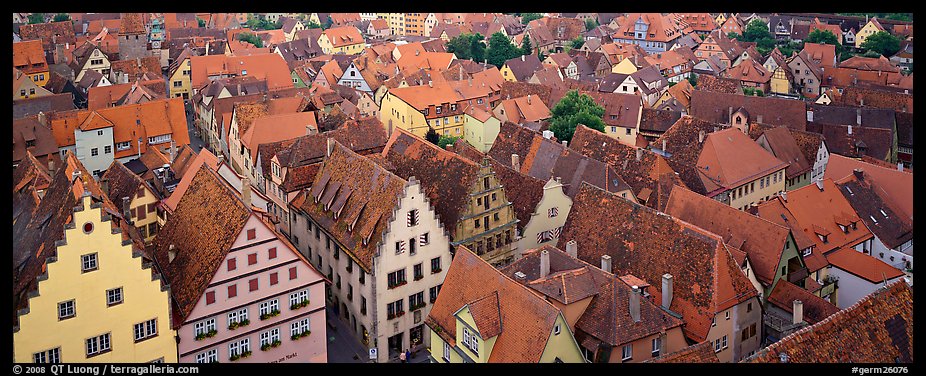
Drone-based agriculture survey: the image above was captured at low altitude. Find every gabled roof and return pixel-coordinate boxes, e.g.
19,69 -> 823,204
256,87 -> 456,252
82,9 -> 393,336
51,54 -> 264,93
748,281 -> 911,363
646,341 -> 720,363
242,112 -> 316,161
826,247 -> 905,283
189,53 -> 294,92
834,86 -> 913,114
426,247 -> 566,363
690,90 -> 807,131
13,116 -> 60,164
504,245 -> 684,348
823,154 -> 912,223
698,128 -> 788,190
496,95 -> 551,124
12,40 -> 47,75
767,280 -> 840,325
101,159 -> 156,205
612,13 -> 685,43
481,158 -> 546,230
640,108 -> 683,134
757,126 -> 813,179
503,54 -> 544,82
839,55 -> 900,73
569,124 -> 677,208
150,165 -> 253,325
380,128 -> 480,233
811,122 -> 894,161
664,185 -> 792,285
725,58 -> 771,84
322,26 -> 364,48
18,21 -> 77,51
651,116 -> 721,195
293,142 -> 408,273
834,175 -> 912,250
558,183 -> 758,342
487,122 -> 633,198
800,42 -> 837,67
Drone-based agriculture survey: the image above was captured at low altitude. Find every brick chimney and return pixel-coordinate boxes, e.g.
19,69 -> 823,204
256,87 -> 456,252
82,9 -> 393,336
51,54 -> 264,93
629,285 -> 641,322
792,299 -> 804,325
565,239 -> 577,258
122,197 -> 132,223
241,177 -> 252,208
856,108 -> 862,126
662,139 -> 667,151
326,137 -> 335,157
636,148 -> 643,161
661,273 -> 673,310
47,155 -> 55,172
601,255 -> 612,274
100,178 -> 110,197
540,249 -> 550,278
511,153 -> 520,171
698,130 -> 705,143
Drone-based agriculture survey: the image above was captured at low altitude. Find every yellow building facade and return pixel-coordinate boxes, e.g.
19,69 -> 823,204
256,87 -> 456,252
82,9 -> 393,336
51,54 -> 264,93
729,168 -> 787,210
316,34 -> 365,55
770,66 -> 791,96
168,57 -> 192,100
855,19 -> 883,49
13,194 -> 178,363
499,64 -> 518,82
379,89 -> 466,137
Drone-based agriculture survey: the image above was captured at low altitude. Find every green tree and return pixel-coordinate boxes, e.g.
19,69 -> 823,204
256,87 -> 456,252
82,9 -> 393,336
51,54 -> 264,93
727,32 -> 741,40
238,32 -> 263,48
861,31 -> 901,57
438,135 -> 460,149
306,20 -> 322,29
486,32 -> 520,68
585,18 -> 598,31
197,17 -> 206,27
548,90 -> 606,142
520,35 -> 533,56
53,13 -> 70,22
521,13 -> 542,25
806,29 -> 839,46
27,13 -> 45,24
446,33 -> 486,62
425,128 -> 440,145
742,19 -> 773,42
570,36 -> 584,50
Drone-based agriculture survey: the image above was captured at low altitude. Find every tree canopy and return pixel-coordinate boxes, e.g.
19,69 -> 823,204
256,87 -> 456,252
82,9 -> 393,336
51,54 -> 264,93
806,29 -> 839,45
425,128 -> 441,145
238,32 -> 263,48
585,18 -> 598,31
446,33 -> 486,62
729,19 -> 777,55
306,20 -> 322,29
197,17 -> 206,27
861,31 -> 901,57
570,36 -> 585,50
27,13 -> 45,24
438,135 -> 460,149
486,32 -> 520,68
548,90 -> 606,142
53,13 -> 70,22
521,13 -> 542,25
520,35 -> 533,56
246,15 -> 282,31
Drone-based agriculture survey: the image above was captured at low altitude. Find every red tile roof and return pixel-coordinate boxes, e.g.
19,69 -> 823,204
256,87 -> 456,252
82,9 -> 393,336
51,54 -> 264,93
558,183 -> 758,342
645,341 -> 720,363
426,246 -> 567,363
767,280 -> 840,325
665,185 -> 791,286
824,154 -> 912,224
826,248 -> 905,283
189,53 -> 295,92
748,281 -> 912,363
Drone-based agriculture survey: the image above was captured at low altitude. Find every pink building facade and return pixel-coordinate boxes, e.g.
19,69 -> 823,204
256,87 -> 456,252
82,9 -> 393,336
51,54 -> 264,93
177,215 -> 328,363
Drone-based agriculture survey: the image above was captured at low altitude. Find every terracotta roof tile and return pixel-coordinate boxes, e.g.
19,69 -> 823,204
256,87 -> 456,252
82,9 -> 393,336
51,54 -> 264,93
840,55 -> 900,73
640,108 -> 683,134
13,93 -> 76,120
834,176 -> 912,251
18,21 -> 77,52
645,341 -> 720,363
748,280 -> 912,363
757,126 -> 812,179
690,90 -> 807,131
812,122 -> 894,161
824,154 -> 912,223
826,247 -> 905,283
101,159 -> 157,207
161,149 -> 221,212
294,143 -> 408,272
503,55 -> 544,82
695,75 -> 743,94
426,247 -> 565,363
767,280 -> 839,325
558,183 -> 758,342
834,86 -> 913,114
13,116 -> 59,165
651,116 -> 720,195
322,26 -> 364,49
190,53 -> 294,92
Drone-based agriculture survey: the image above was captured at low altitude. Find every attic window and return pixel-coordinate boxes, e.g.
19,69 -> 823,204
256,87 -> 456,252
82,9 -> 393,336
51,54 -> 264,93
241,70 -> 247,75
880,209 -> 888,218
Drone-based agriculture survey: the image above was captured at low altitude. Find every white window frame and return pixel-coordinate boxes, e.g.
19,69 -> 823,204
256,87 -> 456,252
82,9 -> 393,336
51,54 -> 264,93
195,348 -> 218,363
290,290 -> 309,308
259,328 -> 280,347
33,348 -> 61,363
81,253 -> 98,272
259,299 -> 280,316
228,338 -> 250,357
652,337 -> 661,356
291,318 -> 310,337
228,308 -> 249,326
442,341 -> 450,361
193,317 -> 216,337
621,344 -> 632,361
58,300 -> 76,320
106,287 -> 123,306
133,318 -> 158,341
85,333 -> 111,357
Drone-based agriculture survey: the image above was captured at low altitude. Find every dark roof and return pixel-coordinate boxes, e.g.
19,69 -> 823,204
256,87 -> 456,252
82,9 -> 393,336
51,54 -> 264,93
598,72 -> 631,93
695,74 -> 743,94
275,38 -> 323,63
835,175 -> 913,250
18,21 -> 77,52
292,142 -> 408,273
758,126 -> 813,179
150,165 -> 252,325
810,122 -> 894,161
569,124 -> 677,207
13,116 -> 60,164
503,54 -> 544,82
487,122 -> 633,199
101,160 -> 155,206
501,245 -> 684,348
807,104 -> 896,131
748,281 -> 912,363
767,280 -> 840,325
484,158 -> 546,231
651,116 -> 719,195
690,90 -> 807,131
380,128 -> 480,234
558,183 -> 758,342
13,93 -> 76,119
894,112 -> 912,148
639,108 -> 682,133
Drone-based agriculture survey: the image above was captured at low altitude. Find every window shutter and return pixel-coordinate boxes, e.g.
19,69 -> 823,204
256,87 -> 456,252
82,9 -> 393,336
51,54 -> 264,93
227,258 -> 236,271
289,267 -> 298,280
206,291 -> 215,305
228,284 -> 237,298
268,247 -> 277,259
249,278 -> 258,292
270,272 -> 278,285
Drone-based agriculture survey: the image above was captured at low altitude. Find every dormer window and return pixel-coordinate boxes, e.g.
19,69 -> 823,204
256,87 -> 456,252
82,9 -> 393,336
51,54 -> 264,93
818,234 -> 828,244
436,106 -> 442,114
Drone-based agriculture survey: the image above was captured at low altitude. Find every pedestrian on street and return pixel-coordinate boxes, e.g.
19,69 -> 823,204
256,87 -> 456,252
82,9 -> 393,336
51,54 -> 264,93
399,350 -> 406,363
406,349 -> 411,362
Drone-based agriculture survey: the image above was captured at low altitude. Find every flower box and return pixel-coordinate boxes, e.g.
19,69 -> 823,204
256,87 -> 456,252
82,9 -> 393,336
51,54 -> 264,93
431,268 -> 442,274
260,309 -> 281,321
271,340 -> 281,348
195,329 -> 218,341
388,280 -> 408,290
290,299 -> 310,311
291,330 -> 311,341
411,302 -> 427,311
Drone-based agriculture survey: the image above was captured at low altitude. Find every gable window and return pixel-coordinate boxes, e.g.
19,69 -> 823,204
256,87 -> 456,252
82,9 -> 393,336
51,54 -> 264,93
247,228 -> 257,240
621,344 -> 632,361
81,253 -> 99,273
554,324 -> 561,335
395,240 -> 406,254
443,341 -> 450,362
106,287 -> 123,306
58,300 -> 76,320
652,337 -> 662,356
407,209 -> 419,227
228,258 -> 237,271
419,232 -> 430,246
548,207 -> 559,217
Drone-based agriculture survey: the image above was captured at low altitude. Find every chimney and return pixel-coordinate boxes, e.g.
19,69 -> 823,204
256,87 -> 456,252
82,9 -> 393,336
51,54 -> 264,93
860,98 -> 864,107
848,124 -> 853,135
37,111 -> 48,127
792,299 -> 804,325
326,137 -> 335,157
853,168 -> 864,180
565,240 -> 577,258
511,153 -> 520,171
756,114 -> 763,124
856,108 -> 862,126
601,255 -> 612,274
561,140 -> 568,147
47,156 -> 55,172
698,130 -> 705,143
807,109 -> 814,122
527,94 -> 531,104
168,244 -> 176,263
428,80 -> 432,87
629,285 -> 641,322
636,148 -> 643,161
100,179 -> 110,197
540,249 -> 550,278
169,140 -> 177,163
542,130 -> 553,139
241,177 -> 252,208
521,54 -> 525,61
217,153 -> 224,166
781,191 -> 788,202
122,197 -> 132,223
661,274 -> 673,310
728,106 -> 733,124
897,162 -> 904,172
662,139 -> 667,151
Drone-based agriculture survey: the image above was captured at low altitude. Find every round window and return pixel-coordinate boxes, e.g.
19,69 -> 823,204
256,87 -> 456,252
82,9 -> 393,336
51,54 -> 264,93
83,222 -> 94,234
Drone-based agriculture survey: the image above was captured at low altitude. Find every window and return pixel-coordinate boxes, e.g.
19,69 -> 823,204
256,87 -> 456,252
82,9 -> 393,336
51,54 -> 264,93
106,287 -> 123,306
133,319 -> 158,342
722,335 -> 728,349
431,257 -> 442,274
414,263 -> 424,280
248,253 -> 257,265
714,338 -> 721,352
104,145 -> 112,154
359,271 -> 365,285
409,238 -> 417,255
58,300 -> 76,320
259,299 -> 280,316
474,218 -> 481,228
747,302 -> 753,313
116,141 -> 131,151
228,338 -> 250,358
621,344 -> 632,361
80,252 -> 99,272
291,318 -> 310,337
436,106 -> 442,114
652,337 -> 662,356
247,228 -> 257,240
33,348 -> 61,363
289,266 -> 298,280
205,290 -> 216,305
395,240 -> 406,254
388,269 -> 407,288
227,308 -> 249,327
443,341 -> 450,361
554,324 -> 561,335
290,290 -> 309,308
626,128 -> 632,135
407,209 -> 419,227
711,316 -> 716,327
749,323 -> 756,338
227,258 -> 237,271
270,272 -> 279,286
193,317 -> 216,337
268,247 -> 277,260
86,333 -> 111,357
361,296 -> 367,315
387,299 -> 405,319
419,232 -> 430,246
259,327 -> 281,348
725,311 -> 730,320
409,291 -> 425,310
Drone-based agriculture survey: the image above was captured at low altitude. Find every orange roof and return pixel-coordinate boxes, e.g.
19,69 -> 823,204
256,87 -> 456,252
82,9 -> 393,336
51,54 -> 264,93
824,154 -> 913,223
497,96 -> 551,123
757,179 -> 873,256
189,53 -> 294,92
613,13 -> 686,43
322,26 -> 364,48
725,58 -> 771,84
242,112 -> 317,161
825,247 -> 904,283
162,148 -> 221,212
696,128 -> 788,190
801,42 -> 837,68
397,51 -> 455,73
387,84 -> 464,111
13,40 -> 47,75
